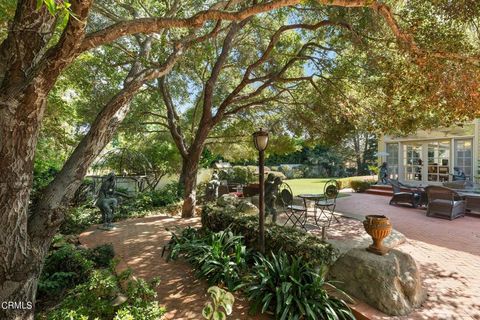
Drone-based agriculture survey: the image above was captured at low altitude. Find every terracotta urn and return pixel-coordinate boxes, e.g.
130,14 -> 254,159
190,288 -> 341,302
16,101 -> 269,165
363,215 -> 392,255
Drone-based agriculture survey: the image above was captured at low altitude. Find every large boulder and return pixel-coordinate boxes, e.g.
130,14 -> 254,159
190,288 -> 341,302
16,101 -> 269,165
237,200 -> 259,215
328,248 -> 426,316
217,194 -> 240,207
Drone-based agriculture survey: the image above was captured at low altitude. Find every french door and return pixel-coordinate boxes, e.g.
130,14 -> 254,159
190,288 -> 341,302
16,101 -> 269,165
403,140 -> 452,184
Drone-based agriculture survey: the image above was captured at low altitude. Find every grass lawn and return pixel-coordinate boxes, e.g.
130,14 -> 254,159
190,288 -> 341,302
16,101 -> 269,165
286,178 -> 352,198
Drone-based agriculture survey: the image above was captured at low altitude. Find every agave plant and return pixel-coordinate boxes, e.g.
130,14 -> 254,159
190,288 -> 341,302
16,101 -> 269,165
246,251 -> 355,320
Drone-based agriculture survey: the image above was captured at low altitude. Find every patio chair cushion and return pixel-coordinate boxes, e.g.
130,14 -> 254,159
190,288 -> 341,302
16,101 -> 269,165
430,199 -> 464,207
393,191 -> 418,197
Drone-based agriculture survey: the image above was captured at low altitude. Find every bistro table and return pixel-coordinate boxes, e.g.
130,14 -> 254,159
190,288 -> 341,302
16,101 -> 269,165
298,193 -> 331,232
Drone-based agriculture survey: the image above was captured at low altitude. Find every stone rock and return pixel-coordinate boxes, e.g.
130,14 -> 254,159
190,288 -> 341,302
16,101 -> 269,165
237,200 -> 259,215
217,194 -> 240,207
328,248 -> 426,316
327,229 -> 406,257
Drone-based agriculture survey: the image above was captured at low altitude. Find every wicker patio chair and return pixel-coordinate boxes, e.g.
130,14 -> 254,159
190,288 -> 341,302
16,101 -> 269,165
425,186 -> 465,220
279,183 -> 308,230
314,179 -> 340,224
389,179 -> 423,208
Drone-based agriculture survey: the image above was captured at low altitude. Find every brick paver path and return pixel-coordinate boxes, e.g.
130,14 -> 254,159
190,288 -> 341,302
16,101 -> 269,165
80,216 -> 267,320
334,192 -> 480,320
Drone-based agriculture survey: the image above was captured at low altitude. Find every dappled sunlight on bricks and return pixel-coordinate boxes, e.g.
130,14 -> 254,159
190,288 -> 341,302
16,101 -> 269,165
80,214 -> 266,319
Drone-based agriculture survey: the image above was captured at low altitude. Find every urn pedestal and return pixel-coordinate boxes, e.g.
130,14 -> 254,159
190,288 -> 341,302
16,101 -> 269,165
363,215 -> 392,255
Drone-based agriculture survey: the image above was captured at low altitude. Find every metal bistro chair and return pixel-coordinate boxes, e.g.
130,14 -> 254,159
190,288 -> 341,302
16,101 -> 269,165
425,186 -> 466,220
314,180 -> 340,224
279,183 -> 308,230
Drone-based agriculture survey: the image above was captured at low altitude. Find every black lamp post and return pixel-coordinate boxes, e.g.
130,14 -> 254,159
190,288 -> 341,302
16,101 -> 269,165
253,128 -> 269,254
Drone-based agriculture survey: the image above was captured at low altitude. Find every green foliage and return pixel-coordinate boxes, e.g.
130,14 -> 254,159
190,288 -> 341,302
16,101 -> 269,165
350,180 -> 374,193
60,183 -> 182,235
246,251 -> 354,320
42,267 -> 165,320
166,228 -> 248,291
279,165 -> 305,179
32,162 -> 59,196
124,182 -> 182,211
60,205 -> 99,235
268,145 -> 349,178
219,167 -> 256,185
202,286 -> 235,320
38,242 -> 115,301
201,206 -> 336,266
336,177 -> 375,190
88,244 -> 116,268
368,165 -> 379,175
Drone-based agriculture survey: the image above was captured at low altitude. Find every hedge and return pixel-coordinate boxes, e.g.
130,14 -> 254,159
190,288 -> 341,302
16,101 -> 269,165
337,176 -> 377,190
201,204 -> 337,266
350,180 -> 374,193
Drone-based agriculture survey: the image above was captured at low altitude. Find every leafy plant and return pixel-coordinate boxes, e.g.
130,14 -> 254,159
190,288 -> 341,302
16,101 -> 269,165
166,228 -> 248,291
60,205 -> 99,235
38,244 -> 94,298
202,206 -> 336,266
219,166 -> 255,185
246,252 -> 354,320
203,286 -> 235,320
88,244 -> 116,268
37,243 -> 115,303
40,266 -> 165,320
350,180 -> 373,193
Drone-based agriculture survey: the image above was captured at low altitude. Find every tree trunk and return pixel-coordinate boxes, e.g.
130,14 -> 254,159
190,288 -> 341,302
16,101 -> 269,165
179,154 -> 201,218
0,81 -> 52,320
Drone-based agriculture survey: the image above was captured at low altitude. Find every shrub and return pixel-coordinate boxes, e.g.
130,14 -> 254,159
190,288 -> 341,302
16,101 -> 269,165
38,244 -> 94,299
42,267 -> 165,320
37,243 -> 115,302
123,182 -> 181,212
89,244 -> 116,268
202,206 -> 336,266
350,180 -> 373,193
219,166 -> 255,184
279,165 -> 305,179
337,177 -> 376,190
166,227 -> 248,291
246,251 -> 354,320
60,205 -> 99,235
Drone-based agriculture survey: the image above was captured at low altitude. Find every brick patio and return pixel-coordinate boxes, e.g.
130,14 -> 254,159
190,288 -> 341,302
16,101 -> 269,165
334,191 -> 480,320
79,191 -> 480,319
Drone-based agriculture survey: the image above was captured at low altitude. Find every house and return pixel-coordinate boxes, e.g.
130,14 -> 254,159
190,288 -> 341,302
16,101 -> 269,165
378,120 -> 477,185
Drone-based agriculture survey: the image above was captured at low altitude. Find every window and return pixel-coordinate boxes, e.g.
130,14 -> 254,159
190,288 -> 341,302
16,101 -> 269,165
454,140 -> 473,181
427,140 -> 450,182
386,143 -> 399,179
403,143 -> 422,181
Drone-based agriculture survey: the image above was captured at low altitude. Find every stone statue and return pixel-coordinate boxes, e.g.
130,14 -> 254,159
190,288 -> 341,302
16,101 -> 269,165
95,172 -> 127,230
378,162 -> 388,185
265,173 -> 282,223
206,172 -> 221,202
